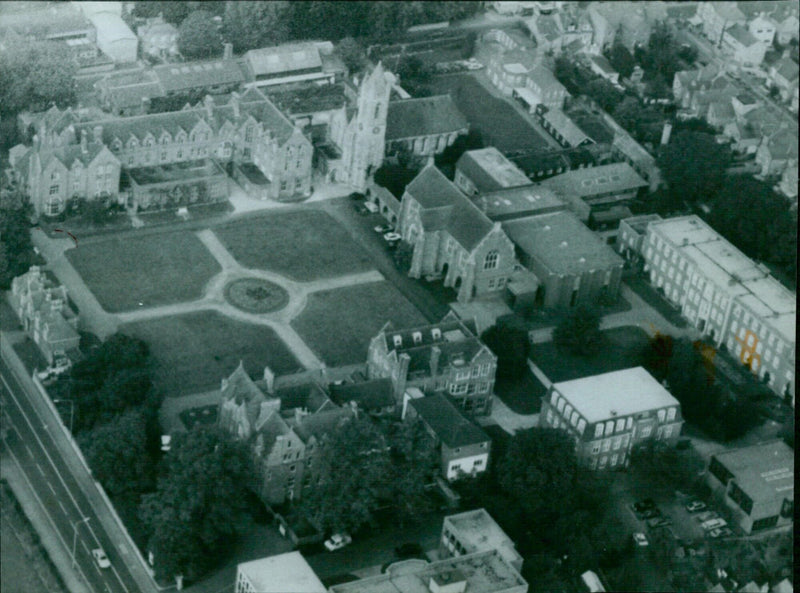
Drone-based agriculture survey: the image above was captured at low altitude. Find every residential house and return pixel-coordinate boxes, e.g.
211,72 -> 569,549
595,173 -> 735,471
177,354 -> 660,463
588,2 -> 654,51
217,363 -> 354,505
588,55 -> 620,85
0,2 -> 95,44
755,126 -> 798,176
440,509 -> 523,572
736,1 -> 800,45
525,12 -> 565,53
367,312 -> 498,417
490,2 -> 541,17
539,367 -> 683,470
534,105 -> 593,149
385,95 -> 469,160
776,162 -> 797,202
672,63 -> 724,109
243,41 -> 346,89
747,14 -> 777,49
706,441 -> 793,534
235,552 -> 326,593
642,216 -> 796,401
720,23 -> 767,67
768,58 -> 799,101
404,393 -> 491,481
558,5 -> 595,52
9,266 -> 80,365
454,148 -> 531,197
697,2 -> 746,47
483,27 -> 538,52
137,17 -> 178,60
707,100 -> 736,129
519,65 -> 570,111
502,211 -> 624,309
396,164 -> 517,303
328,379 -> 396,417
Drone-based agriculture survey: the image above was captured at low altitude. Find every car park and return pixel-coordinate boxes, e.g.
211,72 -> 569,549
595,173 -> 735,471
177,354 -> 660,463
92,548 -> 110,569
696,511 -> 719,523
632,532 -> 649,547
708,527 -> 733,539
702,518 -> 727,531
685,500 -> 707,513
374,224 -> 394,234
324,533 -> 352,552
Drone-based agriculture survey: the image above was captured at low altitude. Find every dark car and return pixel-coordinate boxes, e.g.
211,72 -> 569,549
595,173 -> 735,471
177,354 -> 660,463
349,192 -> 366,201
633,499 -> 657,513
394,543 -> 424,559
354,204 -> 369,215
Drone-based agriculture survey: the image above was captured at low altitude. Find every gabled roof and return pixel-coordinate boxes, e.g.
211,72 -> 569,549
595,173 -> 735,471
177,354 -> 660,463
153,59 -> 247,93
725,23 -> 758,47
773,57 -> 800,82
291,406 -> 353,443
528,65 -> 567,94
329,379 -> 395,411
410,394 -> 491,449
540,108 -> 591,147
386,95 -> 468,141
244,42 -> 323,77
456,147 -> 531,193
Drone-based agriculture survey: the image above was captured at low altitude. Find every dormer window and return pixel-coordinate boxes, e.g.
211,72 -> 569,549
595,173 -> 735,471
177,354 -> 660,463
431,328 -> 442,340
412,331 -> 422,345
393,335 -> 402,348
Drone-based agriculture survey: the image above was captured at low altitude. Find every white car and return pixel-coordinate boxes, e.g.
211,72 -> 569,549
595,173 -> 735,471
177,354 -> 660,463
383,232 -> 402,244
324,533 -> 352,552
632,532 -> 649,547
92,548 -> 111,569
702,518 -> 728,531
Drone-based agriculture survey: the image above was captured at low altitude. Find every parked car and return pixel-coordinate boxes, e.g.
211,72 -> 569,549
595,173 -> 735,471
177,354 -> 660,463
374,224 -> 394,233
647,516 -> 672,529
51,352 -> 72,373
383,232 -> 402,246
324,533 -> 352,552
632,532 -> 649,547
641,508 -> 662,520
685,500 -> 707,513
708,527 -> 734,539
92,548 -> 110,569
696,511 -> 719,523
702,518 -> 728,531
363,201 -> 379,213
633,499 -> 656,513
349,192 -> 366,201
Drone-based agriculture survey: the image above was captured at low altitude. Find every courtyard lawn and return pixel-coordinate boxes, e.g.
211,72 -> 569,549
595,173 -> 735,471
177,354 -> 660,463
214,210 -> 375,282
122,311 -> 301,397
427,73 -> 552,153
66,231 -> 221,313
291,281 -> 426,366
531,325 -> 651,383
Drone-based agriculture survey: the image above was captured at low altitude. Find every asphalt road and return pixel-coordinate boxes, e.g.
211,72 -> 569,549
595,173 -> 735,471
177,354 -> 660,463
0,354 -> 153,593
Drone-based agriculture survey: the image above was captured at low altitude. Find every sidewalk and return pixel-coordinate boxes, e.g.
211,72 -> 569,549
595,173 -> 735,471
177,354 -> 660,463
1,456 -> 90,593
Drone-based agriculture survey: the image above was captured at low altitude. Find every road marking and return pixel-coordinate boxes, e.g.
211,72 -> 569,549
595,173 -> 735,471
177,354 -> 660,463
58,500 -> 68,514
36,462 -> 46,476
112,565 -> 129,593
47,482 -> 57,496
25,444 -> 34,458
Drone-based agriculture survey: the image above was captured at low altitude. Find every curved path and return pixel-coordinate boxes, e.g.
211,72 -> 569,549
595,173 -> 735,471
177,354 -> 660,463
34,226 -> 385,372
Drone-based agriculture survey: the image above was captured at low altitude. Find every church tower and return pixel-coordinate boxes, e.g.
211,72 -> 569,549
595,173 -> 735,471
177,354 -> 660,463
343,62 -> 395,190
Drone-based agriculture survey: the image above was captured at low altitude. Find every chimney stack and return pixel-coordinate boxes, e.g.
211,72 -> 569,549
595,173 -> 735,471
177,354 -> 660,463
204,95 -> 214,118
263,366 -> 275,394
223,42 -> 233,60
142,96 -> 151,113
430,345 -> 441,377
231,91 -> 240,119
660,121 -> 673,146
80,129 -> 88,154
93,125 -> 103,144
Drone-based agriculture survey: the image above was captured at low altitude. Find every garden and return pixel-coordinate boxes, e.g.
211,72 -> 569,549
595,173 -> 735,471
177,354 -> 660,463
213,209 -> 376,282
121,310 -> 301,396
291,281 -> 426,366
66,230 -> 221,313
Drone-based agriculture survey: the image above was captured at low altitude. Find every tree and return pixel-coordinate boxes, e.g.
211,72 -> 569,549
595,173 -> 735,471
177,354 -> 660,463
657,130 -> 731,205
177,10 -> 223,59
222,1 -> 291,54
335,37 -> 367,75
612,96 -> 664,143
131,2 -> 190,26
606,42 -> 636,79
140,426 -> 252,581
642,21 -> 681,86
0,39 -> 76,116
392,242 -> 414,272
630,441 -> 704,491
79,409 -> 154,499
385,418 -> 439,527
300,415 -> 390,534
585,78 -> 624,112
0,203 -> 34,289
290,2 -> 371,42
480,316 -> 531,380
553,306 -> 603,357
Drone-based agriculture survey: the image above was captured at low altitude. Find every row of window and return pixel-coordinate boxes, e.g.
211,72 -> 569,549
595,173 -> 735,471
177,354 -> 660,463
590,434 -> 630,455
453,364 -> 492,381
590,451 -> 625,469
448,382 -> 490,396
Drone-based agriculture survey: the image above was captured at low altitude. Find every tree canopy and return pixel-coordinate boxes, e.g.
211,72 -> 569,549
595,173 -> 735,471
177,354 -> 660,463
131,2 -> 191,25
335,37 -> 368,75
0,199 -> 34,289
385,418 -> 439,527
480,316 -> 531,380
140,426 -> 253,581
177,10 -> 223,59
553,306 -> 603,357
605,41 -> 636,79
656,130 -> 732,207
222,1 -> 291,54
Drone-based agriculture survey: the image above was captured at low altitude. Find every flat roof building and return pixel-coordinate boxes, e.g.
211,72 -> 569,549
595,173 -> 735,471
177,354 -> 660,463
441,509 -> 523,571
471,185 -> 567,222
707,441 -> 793,534
454,147 -> 531,196
540,367 -> 683,470
235,552 -> 326,593
502,212 -> 624,309
643,215 -> 796,401
539,162 -> 647,209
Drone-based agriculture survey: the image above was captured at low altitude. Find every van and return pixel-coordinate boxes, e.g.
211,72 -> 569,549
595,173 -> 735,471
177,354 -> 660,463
702,518 -> 727,531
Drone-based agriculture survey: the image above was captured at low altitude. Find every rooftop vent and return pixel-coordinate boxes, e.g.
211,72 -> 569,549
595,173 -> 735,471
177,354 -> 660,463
544,225 -> 551,230
579,257 -> 586,263
610,409 -> 617,416
560,241 -> 568,247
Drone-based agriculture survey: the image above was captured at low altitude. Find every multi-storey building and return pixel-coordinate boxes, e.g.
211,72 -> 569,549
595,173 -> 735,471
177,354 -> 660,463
217,363 -> 353,505
720,23 -> 767,67
235,552 -> 326,593
396,164 -> 517,303
539,367 -> 683,470
404,393 -> 491,480
697,1 -> 746,47
367,312 -> 497,417
538,162 -> 648,214
642,216 -> 796,402
454,147 -> 531,197
617,213 -> 662,264
707,440 -> 793,534
440,509 -> 523,572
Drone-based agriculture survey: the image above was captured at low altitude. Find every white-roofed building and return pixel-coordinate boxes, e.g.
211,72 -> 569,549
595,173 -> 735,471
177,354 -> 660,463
642,216 -> 796,402
440,509 -> 523,572
243,41 -> 346,88
235,552 -> 326,593
83,10 -> 137,63
539,367 -> 683,470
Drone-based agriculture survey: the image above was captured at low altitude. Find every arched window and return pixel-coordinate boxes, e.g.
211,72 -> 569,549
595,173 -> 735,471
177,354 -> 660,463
484,250 -> 499,270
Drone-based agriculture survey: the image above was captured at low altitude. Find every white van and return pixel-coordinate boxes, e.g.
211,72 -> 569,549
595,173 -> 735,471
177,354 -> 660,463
702,518 -> 727,531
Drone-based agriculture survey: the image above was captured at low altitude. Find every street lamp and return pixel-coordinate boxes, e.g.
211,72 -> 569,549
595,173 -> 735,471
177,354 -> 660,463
53,399 -> 75,433
72,516 -> 90,569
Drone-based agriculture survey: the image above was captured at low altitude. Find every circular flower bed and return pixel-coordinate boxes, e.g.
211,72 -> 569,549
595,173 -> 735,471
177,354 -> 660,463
224,278 -> 289,314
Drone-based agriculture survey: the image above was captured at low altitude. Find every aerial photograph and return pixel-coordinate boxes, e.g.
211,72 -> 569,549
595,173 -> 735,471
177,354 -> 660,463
0,1 -> 795,592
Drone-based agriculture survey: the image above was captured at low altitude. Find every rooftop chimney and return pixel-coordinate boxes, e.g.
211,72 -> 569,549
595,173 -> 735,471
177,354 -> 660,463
430,345 -> 441,377
204,94 -> 214,118
263,366 -> 275,394
80,129 -> 88,154
231,91 -> 240,119
223,42 -> 233,60
660,121 -> 673,146
93,125 -> 103,144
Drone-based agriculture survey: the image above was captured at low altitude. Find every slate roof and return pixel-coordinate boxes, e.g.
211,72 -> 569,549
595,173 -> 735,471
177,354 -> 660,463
773,57 -> 800,82
266,83 -> 347,115
509,151 -> 570,177
245,42 -> 323,77
590,55 -> 617,75
153,59 -> 248,93
539,162 -> 647,202
274,382 -> 332,414
540,108 -> 591,146
386,95 -> 468,141
455,147 -> 531,193
291,406 -> 353,443
528,65 -> 567,94
329,379 -> 395,412
405,165 -> 497,251
725,23 -> 758,47
410,394 -> 491,449
378,313 -> 478,354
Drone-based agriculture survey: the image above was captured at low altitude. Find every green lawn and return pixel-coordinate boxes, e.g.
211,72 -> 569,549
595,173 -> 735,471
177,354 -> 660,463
214,210 -> 375,281
428,74 -> 551,153
292,281 -> 426,366
531,326 -> 652,383
122,311 -> 301,396
66,231 -> 221,313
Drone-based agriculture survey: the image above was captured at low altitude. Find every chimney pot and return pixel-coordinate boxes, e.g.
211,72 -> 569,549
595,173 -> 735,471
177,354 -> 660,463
80,129 -> 88,154
223,42 -> 233,60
